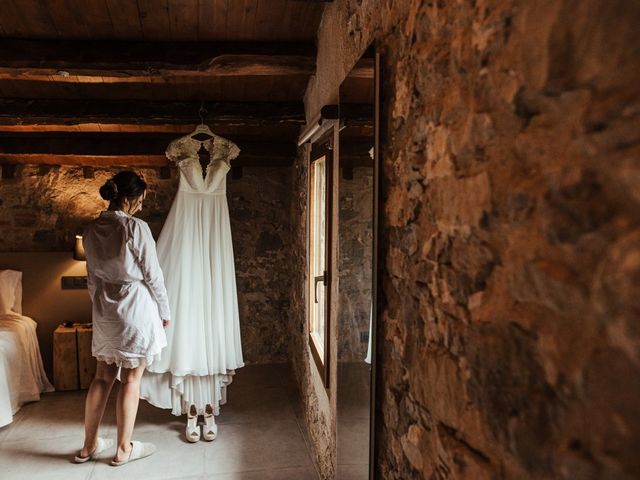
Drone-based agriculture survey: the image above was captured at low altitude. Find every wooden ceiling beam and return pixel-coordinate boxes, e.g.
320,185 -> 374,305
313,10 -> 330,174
0,99 -> 306,128
0,134 -> 296,155
0,124 -> 302,138
0,39 -> 317,82
0,154 -> 293,168
0,134 -> 297,168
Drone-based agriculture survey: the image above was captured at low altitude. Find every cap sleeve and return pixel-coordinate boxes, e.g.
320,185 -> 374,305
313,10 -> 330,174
165,137 -> 193,165
213,137 -> 240,164
226,140 -> 240,162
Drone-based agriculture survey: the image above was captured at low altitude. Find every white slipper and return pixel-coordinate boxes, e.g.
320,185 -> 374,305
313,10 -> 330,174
74,437 -> 114,463
110,441 -> 156,466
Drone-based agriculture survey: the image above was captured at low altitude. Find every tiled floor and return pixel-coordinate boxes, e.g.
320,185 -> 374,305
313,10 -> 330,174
0,364 -> 319,480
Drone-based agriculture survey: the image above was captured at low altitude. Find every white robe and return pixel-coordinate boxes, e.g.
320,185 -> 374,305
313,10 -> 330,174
83,210 -> 170,369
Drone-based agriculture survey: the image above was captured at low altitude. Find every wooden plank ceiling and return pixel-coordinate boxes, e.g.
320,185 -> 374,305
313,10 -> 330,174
0,0 -> 332,168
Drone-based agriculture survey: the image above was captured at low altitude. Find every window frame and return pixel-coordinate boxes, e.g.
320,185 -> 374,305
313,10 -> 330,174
307,137 -> 333,388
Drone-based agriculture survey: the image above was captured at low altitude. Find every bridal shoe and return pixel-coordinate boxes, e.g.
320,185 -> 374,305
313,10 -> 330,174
202,404 -> 218,441
186,405 -> 201,443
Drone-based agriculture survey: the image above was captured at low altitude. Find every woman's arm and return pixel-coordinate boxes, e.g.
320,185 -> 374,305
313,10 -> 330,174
131,221 -> 171,322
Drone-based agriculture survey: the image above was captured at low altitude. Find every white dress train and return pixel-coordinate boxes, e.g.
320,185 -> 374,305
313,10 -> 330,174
140,134 -> 244,416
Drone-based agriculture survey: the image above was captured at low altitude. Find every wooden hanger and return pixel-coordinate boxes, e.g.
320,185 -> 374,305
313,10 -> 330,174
191,103 -> 214,141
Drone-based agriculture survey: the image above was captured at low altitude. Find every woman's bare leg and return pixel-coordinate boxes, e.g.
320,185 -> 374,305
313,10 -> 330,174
114,364 -> 146,462
80,361 -> 118,457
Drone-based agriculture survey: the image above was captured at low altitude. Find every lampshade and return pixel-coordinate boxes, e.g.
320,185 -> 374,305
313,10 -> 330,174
73,235 -> 86,261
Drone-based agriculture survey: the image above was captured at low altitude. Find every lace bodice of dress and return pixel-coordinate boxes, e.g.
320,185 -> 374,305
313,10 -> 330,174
165,134 -> 240,194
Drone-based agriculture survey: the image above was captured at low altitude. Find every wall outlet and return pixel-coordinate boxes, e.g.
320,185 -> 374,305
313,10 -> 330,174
61,276 -> 88,289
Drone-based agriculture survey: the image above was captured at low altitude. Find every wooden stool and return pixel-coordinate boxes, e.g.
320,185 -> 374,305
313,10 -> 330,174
53,324 -> 96,391
76,325 -> 97,389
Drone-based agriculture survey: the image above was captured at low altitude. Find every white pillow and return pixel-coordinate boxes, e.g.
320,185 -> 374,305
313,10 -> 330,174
13,271 -> 22,314
0,270 -> 22,314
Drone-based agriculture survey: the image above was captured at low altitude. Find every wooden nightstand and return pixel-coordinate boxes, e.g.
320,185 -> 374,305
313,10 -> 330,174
53,324 -> 97,391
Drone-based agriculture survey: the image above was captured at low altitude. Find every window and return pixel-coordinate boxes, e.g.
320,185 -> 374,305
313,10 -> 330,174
310,155 -> 327,357
308,145 -> 332,386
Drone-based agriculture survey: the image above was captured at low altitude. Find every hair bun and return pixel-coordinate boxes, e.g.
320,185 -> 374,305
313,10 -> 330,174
99,178 -> 119,201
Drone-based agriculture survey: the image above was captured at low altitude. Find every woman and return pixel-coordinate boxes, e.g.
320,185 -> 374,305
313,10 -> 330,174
75,171 -> 170,466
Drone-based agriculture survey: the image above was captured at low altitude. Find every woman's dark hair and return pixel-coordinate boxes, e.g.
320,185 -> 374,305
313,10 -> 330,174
99,171 -> 147,203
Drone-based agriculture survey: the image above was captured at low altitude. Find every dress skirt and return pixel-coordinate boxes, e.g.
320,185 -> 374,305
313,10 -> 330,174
141,187 -> 244,416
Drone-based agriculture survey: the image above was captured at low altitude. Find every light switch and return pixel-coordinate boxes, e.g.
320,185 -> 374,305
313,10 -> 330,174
61,276 -> 88,289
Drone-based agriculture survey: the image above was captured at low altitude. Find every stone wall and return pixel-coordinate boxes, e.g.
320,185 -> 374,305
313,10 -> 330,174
300,0 -> 640,479
0,165 -> 181,249
0,164 -> 293,364
338,166 -> 373,362
228,167 -> 293,363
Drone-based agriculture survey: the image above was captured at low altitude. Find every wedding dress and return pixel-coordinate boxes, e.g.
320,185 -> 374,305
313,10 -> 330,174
140,133 -> 244,416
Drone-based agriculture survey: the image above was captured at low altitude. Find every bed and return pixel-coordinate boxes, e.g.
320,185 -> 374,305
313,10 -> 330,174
0,270 -> 54,427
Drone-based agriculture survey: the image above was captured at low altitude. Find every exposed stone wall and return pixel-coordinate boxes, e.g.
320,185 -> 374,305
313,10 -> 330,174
301,0 -> 640,479
0,165 -> 176,249
228,167 -> 293,363
289,146 -> 336,479
288,154 -> 374,480
0,164 -> 293,364
338,167 -> 373,361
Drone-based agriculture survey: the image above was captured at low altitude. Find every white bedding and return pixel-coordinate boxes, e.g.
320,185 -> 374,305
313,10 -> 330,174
0,312 -> 54,427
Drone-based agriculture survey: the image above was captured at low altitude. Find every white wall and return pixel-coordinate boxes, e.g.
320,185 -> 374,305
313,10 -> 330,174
0,252 -> 91,376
